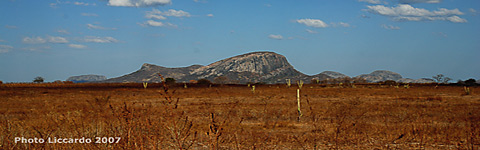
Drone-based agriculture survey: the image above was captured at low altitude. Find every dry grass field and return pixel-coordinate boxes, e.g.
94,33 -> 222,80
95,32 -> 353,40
1,83 -> 479,149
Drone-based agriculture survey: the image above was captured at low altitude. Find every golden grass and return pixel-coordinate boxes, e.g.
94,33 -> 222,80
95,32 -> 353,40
0,83 -> 479,149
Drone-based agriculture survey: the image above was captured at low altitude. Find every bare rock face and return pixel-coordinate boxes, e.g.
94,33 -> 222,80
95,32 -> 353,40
190,52 -> 306,83
356,70 -> 402,83
67,75 -> 107,83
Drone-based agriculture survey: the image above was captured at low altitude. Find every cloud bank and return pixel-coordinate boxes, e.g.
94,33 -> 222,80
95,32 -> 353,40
366,4 -> 467,23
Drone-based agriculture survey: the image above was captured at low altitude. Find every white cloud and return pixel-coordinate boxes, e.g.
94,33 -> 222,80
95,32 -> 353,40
296,19 -> 329,28
81,13 -> 98,17
51,1 -> 96,8
50,3 -> 58,8
332,22 -> 351,27
445,16 -> 467,23
381,24 -> 400,30
470,8 -> 477,13
87,24 -> 116,30
57,29 -> 70,34
306,29 -> 318,34
358,0 -> 383,4
207,14 -> 214,17
140,20 -> 177,28
399,0 -> 441,4
145,14 -> 167,20
159,9 -> 191,17
23,36 -> 68,44
193,0 -> 207,3
84,36 -> 119,43
145,8 -> 190,20
69,44 -> 87,49
108,0 -> 171,7
74,2 -> 96,6
142,20 -> 165,27
23,36 -> 47,44
47,35 -> 68,43
0,45 -> 13,53
433,32 -> 447,37
361,14 -> 371,18
268,34 -> 283,40
366,4 -> 467,23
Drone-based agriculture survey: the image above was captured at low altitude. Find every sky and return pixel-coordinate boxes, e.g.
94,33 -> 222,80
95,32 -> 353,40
0,0 -> 479,82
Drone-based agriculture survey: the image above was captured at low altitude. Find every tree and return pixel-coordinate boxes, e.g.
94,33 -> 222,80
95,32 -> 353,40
164,78 -> 176,85
310,78 -> 319,84
457,79 -> 465,85
432,74 -> 451,84
465,78 -> 477,86
33,76 -> 44,83
197,79 -> 212,85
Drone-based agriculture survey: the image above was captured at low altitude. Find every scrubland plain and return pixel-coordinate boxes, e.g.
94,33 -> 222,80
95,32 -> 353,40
0,83 -> 479,149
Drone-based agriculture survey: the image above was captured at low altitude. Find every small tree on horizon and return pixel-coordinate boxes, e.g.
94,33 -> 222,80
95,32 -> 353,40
433,74 -> 452,84
465,78 -> 477,86
33,76 -> 44,83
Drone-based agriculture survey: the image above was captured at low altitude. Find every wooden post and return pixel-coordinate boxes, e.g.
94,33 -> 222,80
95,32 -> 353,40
297,89 -> 302,121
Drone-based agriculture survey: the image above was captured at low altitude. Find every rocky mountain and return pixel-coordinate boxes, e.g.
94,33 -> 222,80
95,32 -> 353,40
355,70 -> 435,83
308,71 -> 348,82
355,70 -> 403,83
103,63 -> 202,83
67,75 -> 107,83
103,52 -> 309,84
190,52 -> 308,83
319,71 -> 348,79
98,51 -> 435,84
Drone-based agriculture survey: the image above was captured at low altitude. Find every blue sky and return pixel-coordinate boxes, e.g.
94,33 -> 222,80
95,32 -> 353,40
0,0 -> 479,82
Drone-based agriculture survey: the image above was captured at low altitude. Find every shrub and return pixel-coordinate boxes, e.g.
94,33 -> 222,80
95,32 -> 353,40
310,78 -> 319,84
383,80 -> 397,86
197,79 -> 212,85
33,76 -> 44,83
165,78 -> 176,85
465,78 -> 477,86
0,80 -> 2,84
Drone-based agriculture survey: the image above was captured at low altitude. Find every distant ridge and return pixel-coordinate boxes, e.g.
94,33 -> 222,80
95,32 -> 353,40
355,70 -> 402,83
67,75 -> 106,83
74,51 -> 435,84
